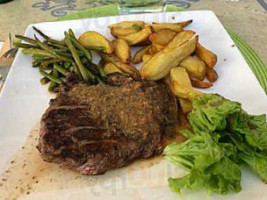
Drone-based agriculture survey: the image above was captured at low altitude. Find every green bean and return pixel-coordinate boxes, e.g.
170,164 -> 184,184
40,77 -> 50,85
81,57 -> 88,64
64,32 -> 95,82
48,81 -> 59,92
68,29 -> 76,39
13,42 -> 37,49
33,26 -> 50,40
54,49 -> 73,58
40,58 -> 62,68
98,58 -> 106,67
34,35 -> 72,62
40,69 -> 62,84
64,62 -> 71,69
96,76 -> 102,83
47,42 -> 68,51
32,60 -> 41,67
53,63 -> 68,76
52,67 -> 59,78
66,33 -> 92,61
71,37 -> 92,60
23,48 -> 56,58
15,35 -> 36,44
86,63 -> 100,75
78,51 -> 85,57
72,63 -> 83,80
97,58 -> 107,78
98,65 -> 106,79
69,66 -> 74,72
32,55 -> 50,62
34,35 -> 55,52
33,26 -> 65,45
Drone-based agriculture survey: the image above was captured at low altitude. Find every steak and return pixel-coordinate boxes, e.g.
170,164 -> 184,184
38,74 -> 177,175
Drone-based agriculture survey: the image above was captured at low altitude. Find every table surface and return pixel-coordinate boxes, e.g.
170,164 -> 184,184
0,0 -> 266,64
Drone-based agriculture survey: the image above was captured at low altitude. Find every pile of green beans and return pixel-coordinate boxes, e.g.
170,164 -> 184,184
14,27 -> 106,92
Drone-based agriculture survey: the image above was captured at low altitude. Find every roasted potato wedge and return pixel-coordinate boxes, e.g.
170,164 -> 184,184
118,26 -> 152,46
104,62 -> 123,74
170,67 -> 192,87
165,31 -> 195,51
171,81 -> 202,102
148,44 -> 159,55
113,39 -> 131,63
108,21 -> 145,29
180,56 -> 206,80
195,43 -> 217,68
179,20 -> 193,28
179,98 -> 193,114
132,45 -> 150,64
132,39 -> 151,47
110,27 -> 139,37
78,31 -> 114,54
149,29 -> 177,46
102,54 -> 141,80
190,78 -> 213,88
170,67 -> 202,101
153,20 -> 193,28
141,32 -> 198,81
206,67 -> 218,82
142,54 -> 152,63
152,43 -> 164,52
152,23 -> 183,32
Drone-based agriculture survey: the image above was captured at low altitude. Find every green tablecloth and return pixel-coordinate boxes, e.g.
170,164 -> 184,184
58,4 -> 267,94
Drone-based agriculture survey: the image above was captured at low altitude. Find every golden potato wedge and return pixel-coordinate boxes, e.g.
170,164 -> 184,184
165,31 -> 195,51
180,56 -> 206,80
179,19 -> 193,28
118,26 -> 152,46
190,78 -> 213,88
78,31 -> 114,54
206,67 -> 218,82
170,67 -> 192,87
133,39 -> 151,47
104,62 -> 123,75
195,43 -> 217,68
148,44 -> 159,55
170,67 -> 202,101
153,43 -> 164,52
102,54 -> 141,80
171,81 -> 202,102
113,39 -> 131,63
153,20 -> 193,28
132,45 -> 150,64
110,27 -> 139,37
152,23 -> 183,32
141,33 -> 198,81
179,98 -> 193,114
142,54 -> 152,63
108,21 -> 145,29
149,29 -> 177,46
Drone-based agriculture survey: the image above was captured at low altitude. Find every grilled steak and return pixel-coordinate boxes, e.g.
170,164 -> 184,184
38,74 -> 177,175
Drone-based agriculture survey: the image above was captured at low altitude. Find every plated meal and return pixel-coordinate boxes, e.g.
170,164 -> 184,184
0,12 -> 267,200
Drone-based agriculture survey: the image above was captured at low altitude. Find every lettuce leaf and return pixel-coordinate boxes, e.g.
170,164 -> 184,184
241,153 -> 267,182
164,93 -> 267,195
228,112 -> 267,151
188,94 -> 241,134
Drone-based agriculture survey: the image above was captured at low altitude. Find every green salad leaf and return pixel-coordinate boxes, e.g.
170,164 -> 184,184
164,93 -> 267,195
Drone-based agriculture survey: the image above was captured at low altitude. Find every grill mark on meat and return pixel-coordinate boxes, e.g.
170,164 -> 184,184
38,74 -> 177,175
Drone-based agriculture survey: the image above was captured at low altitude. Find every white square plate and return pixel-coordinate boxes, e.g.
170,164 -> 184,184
0,11 -> 267,200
